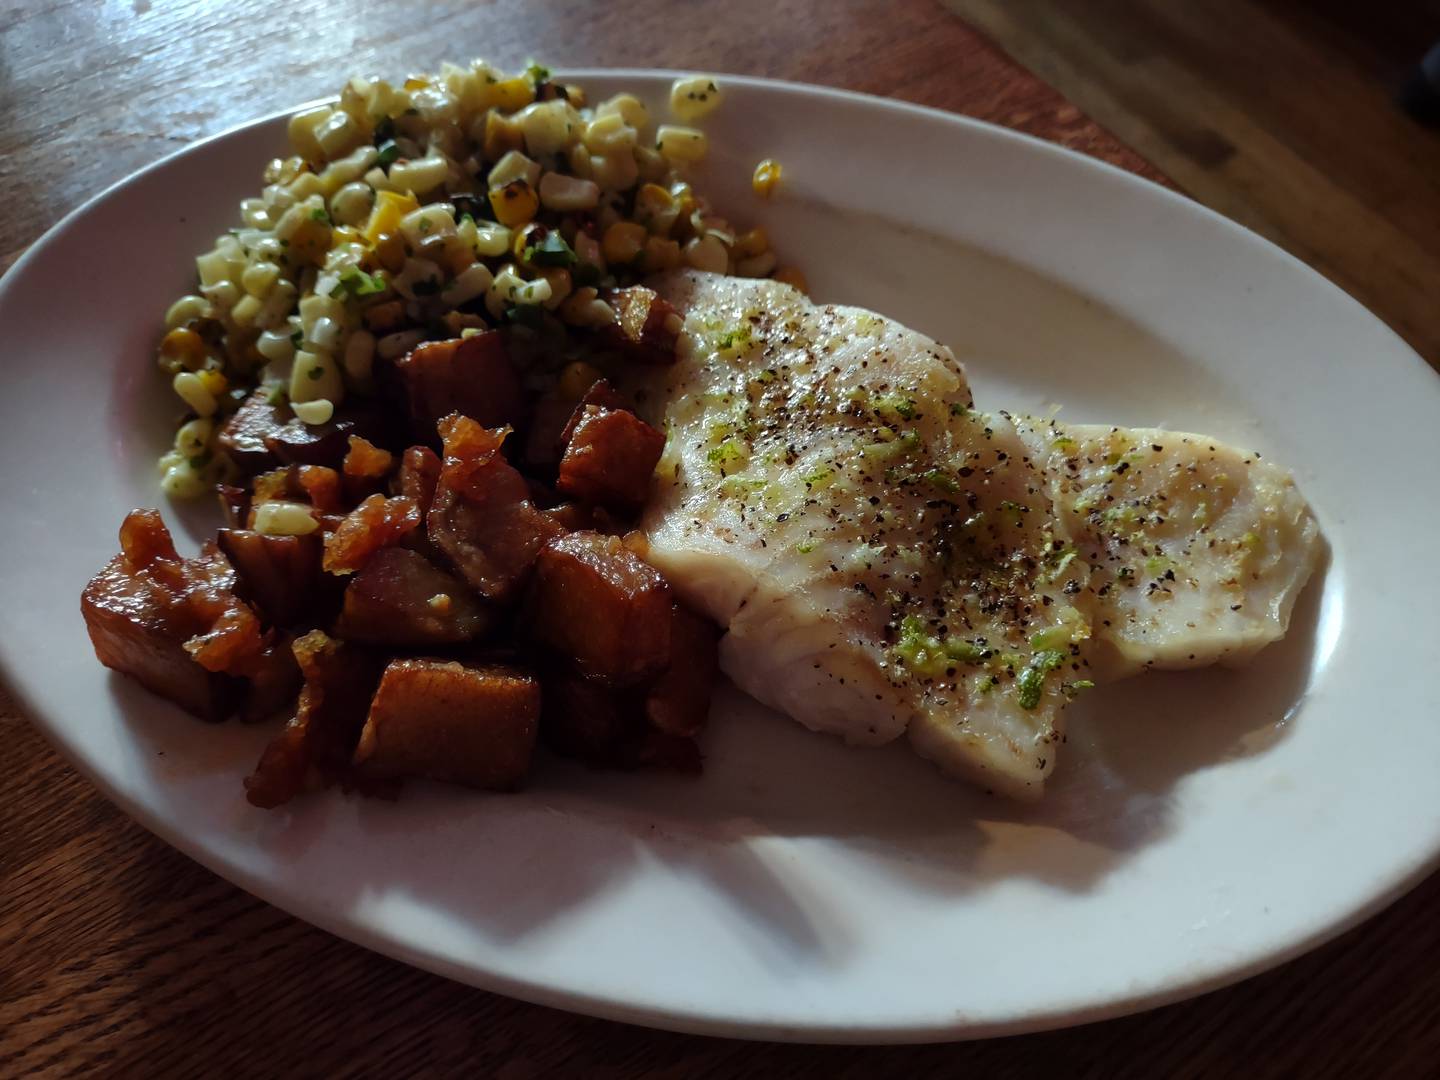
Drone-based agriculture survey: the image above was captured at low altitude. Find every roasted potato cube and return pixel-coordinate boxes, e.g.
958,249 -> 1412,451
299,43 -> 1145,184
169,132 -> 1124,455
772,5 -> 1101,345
540,668 -> 637,760
337,547 -> 492,647
394,332 -> 526,440
557,406 -> 665,510
557,378 -> 628,447
527,531 -> 671,684
351,659 -> 539,789
645,605 -> 720,737
601,286 -> 682,365
217,529 -> 324,628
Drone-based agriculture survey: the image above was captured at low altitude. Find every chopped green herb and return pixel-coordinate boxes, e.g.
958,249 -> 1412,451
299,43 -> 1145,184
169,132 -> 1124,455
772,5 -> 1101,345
525,61 -> 552,84
526,230 -> 578,267
797,543 -> 814,554
309,207 -> 330,223
950,402 -> 970,417
290,330 -> 303,347
339,268 -> 386,297
1052,435 -> 1078,451
458,211 -> 476,226
1016,650 -> 1066,710
875,393 -> 917,422
706,439 -> 748,476
920,468 -> 957,493
715,325 -> 751,351
1029,625 -> 1073,652
975,674 -> 998,694
418,215 -> 433,234
376,139 -> 401,167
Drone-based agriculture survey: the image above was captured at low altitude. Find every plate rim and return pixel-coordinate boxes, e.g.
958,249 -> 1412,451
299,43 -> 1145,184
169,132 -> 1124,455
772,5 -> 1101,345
4,68 -> 1438,1044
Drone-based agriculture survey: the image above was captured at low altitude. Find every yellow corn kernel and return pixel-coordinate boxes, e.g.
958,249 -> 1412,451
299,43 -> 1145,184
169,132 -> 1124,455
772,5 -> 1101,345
159,328 -> 207,371
287,105 -> 333,161
288,218 -> 332,265
734,227 -> 769,258
557,360 -> 603,400
491,77 -> 536,112
511,222 -> 544,264
173,371 -> 218,417
634,183 -> 677,234
602,221 -> 647,265
641,235 -> 681,272
196,369 -> 228,398
772,265 -> 808,293
484,110 -> 526,160
752,159 -> 783,198
669,76 -> 723,122
363,190 -> 420,245
489,179 -> 539,228
655,125 -> 707,165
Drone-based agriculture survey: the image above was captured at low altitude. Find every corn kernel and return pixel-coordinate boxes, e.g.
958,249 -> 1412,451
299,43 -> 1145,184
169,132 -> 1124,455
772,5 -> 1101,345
164,295 -> 210,331
634,183 -> 678,234
655,125 -> 707,165
372,231 -> 407,273
489,179 -> 539,227
641,235 -> 681,272
484,110 -> 526,160
173,371 -> 218,417
253,501 -> 319,537
538,172 -> 600,212
241,261 -> 281,297
287,105 -> 333,161
287,218 -> 332,265
364,190 -> 420,245
734,226 -> 769,257
596,93 -> 649,130
683,235 -> 728,274
196,369 -> 228,397
490,77 -> 536,112
752,158 -> 783,198
174,418 -> 214,456
669,76 -> 723,122
159,328 -> 207,371
772,266 -> 808,293
602,221 -> 647,265
292,398 -> 335,426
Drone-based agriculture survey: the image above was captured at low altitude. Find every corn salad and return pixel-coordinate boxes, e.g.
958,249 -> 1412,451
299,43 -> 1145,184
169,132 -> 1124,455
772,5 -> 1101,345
155,62 -> 794,498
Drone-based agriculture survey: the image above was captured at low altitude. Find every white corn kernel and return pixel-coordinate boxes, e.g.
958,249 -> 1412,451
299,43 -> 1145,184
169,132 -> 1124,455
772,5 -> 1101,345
254,279 -> 298,331
655,125 -> 707,165
392,257 -> 445,301
538,172 -> 600,212
399,203 -> 458,248
488,150 -> 541,190
515,99 -> 580,157
256,329 -> 296,367
329,181 -> 375,227
173,371 -> 218,417
514,277 -> 552,306
582,112 -> 638,155
292,398 -> 335,426
595,93 -> 649,130
195,249 -> 232,287
290,349 -> 343,404
164,295 -> 210,330
440,263 -> 495,308
230,293 -> 263,327
240,198 -> 273,230
590,151 -> 639,192
161,462 -> 209,499
472,221 -> 512,258
308,316 -> 343,352
735,251 -> 778,277
313,109 -> 362,160
683,234 -> 729,274
174,418 -> 214,456
241,261 -> 280,297
669,76 -> 722,122
388,154 -> 450,196
287,105 -> 333,160
253,501 -> 319,537
286,171 -> 324,201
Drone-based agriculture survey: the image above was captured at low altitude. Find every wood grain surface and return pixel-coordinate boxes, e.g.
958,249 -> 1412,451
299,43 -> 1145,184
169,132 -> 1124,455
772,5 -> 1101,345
2,1 -> 1436,1076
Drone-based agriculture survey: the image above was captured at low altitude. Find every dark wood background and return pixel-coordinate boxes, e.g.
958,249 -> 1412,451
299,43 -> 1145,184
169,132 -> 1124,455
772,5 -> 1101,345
3,1 -> 1437,1075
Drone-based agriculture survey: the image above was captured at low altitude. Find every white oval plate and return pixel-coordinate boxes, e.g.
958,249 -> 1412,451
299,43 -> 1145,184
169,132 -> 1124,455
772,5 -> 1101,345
3,72 -> 1438,1043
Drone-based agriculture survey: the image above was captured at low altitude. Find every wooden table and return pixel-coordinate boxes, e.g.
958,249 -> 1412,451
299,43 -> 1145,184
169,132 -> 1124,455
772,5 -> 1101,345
3,1 -> 1436,1075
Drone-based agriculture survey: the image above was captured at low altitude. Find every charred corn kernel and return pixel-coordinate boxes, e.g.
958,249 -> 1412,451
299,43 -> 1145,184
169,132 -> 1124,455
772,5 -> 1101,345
669,76 -> 723,122
343,329 -> 377,382
752,158 -> 783,198
372,231 -> 406,273
634,183 -> 678,234
602,220 -> 647,264
489,179 -> 539,227
734,226 -> 769,257
364,190 -> 420,245
488,149 -> 541,190
472,221 -> 512,258
287,105 -> 333,160
596,93 -> 649,130
484,110 -> 526,160
773,265 -> 808,292
163,295 -> 209,331
558,359 -> 604,399
292,398 -> 335,425
641,235 -> 681,272
253,501 -> 319,537
173,371 -> 218,417
655,125 -> 707,165
683,234 -> 728,273
490,76 -> 535,111
159,328 -> 207,370
538,172 -> 600,211
196,369 -> 228,398
389,154 -> 449,196
174,418 -> 214,456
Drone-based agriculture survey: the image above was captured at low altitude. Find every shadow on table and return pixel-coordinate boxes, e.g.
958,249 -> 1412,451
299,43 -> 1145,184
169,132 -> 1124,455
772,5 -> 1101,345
112,551 -> 1329,974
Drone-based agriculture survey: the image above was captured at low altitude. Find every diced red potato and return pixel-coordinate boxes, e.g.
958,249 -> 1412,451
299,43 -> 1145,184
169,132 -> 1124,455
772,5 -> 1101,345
644,604 -> 720,737
81,510 -> 261,721
394,333 -> 527,440
601,286 -> 683,365
526,531 -> 671,684
322,494 -> 422,574
351,659 -> 539,790
428,415 -> 564,600
337,547 -> 493,647
557,379 -> 629,447
243,630 -> 385,808
217,391 -> 286,475
556,406 -> 665,511
264,406 -> 393,471
216,529 -> 324,628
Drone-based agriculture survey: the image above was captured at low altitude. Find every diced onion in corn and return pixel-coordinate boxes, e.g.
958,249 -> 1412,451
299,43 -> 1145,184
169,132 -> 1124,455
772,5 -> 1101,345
173,371 -> 218,417
253,501 -> 319,537
669,76 -> 722,122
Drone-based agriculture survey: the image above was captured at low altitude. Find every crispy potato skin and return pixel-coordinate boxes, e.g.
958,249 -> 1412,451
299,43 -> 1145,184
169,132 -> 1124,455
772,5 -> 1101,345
352,659 -> 539,790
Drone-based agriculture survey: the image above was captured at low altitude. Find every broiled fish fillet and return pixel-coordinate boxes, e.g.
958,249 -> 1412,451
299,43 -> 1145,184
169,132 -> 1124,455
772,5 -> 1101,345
632,271 -> 1321,799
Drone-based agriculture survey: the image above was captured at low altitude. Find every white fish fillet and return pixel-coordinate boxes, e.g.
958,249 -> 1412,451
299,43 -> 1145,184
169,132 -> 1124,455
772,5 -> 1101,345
632,271 -> 1321,799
